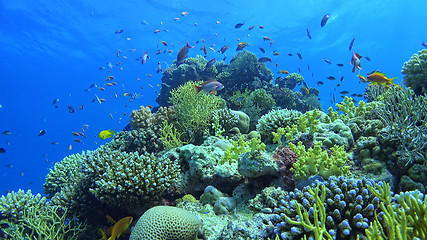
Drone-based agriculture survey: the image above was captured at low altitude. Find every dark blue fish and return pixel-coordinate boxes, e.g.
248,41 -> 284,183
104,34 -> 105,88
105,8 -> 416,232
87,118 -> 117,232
306,29 -> 312,39
349,38 -> 355,51
67,106 -> 75,113
336,63 -> 344,67
235,23 -> 244,28
365,57 -> 371,61
321,14 -> 330,27
322,58 -> 331,64
422,41 -> 427,48
258,57 -> 271,63
38,129 -> 46,136
297,52 -> 302,59
259,47 -> 265,53
206,58 -> 217,69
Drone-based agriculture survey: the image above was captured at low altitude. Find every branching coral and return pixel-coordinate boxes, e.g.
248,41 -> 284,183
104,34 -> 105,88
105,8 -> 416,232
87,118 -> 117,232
160,121 -> 187,149
0,190 -> 86,240
289,141 -> 349,179
219,135 -> 266,164
170,80 -> 223,143
257,109 -> 302,143
377,87 -> 427,167
366,182 -> 427,239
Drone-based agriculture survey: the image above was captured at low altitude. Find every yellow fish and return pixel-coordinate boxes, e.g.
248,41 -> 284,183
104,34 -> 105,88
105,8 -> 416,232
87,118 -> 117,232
98,216 -> 133,240
99,130 -> 115,139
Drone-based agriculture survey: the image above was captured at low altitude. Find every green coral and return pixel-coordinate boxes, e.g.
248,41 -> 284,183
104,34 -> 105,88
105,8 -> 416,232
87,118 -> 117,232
297,109 -> 321,135
366,182 -> 427,239
210,108 -> 240,134
282,184 -> 333,240
160,121 -> 186,149
272,127 -> 286,145
170,80 -> 223,143
219,135 -> 265,164
327,96 -> 383,123
402,49 -> 427,95
0,190 -> 86,240
289,141 -> 349,179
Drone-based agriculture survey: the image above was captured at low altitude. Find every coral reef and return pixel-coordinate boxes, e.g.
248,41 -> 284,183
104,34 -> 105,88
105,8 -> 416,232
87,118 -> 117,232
129,206 -> 201,240
210,108 -> 240,135
0,190 -> 86,240
402,49 -> 427,95
273,146 -> 299,190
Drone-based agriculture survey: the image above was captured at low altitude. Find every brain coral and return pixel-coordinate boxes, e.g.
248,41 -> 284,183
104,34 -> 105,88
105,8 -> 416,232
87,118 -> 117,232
256,108 -> 302,142
129,206 -> 201,240
402,49 -> 427,95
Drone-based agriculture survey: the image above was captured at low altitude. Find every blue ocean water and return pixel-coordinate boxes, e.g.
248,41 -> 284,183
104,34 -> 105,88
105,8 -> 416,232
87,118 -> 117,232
0,0 -> 426,196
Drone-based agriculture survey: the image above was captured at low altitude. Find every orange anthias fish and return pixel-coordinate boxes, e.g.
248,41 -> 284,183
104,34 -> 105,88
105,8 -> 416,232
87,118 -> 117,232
367,71 -> 397,86
236,42 -> 248,51
98,216 -> 133,240
193,80 -> 224,95
177,41 -> 194,62
356,73 -> 367,83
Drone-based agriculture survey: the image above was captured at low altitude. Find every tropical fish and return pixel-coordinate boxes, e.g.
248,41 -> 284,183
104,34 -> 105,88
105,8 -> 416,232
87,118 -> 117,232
306,29 -> 312,39
357,73 -> 367,83
93,94 -> 102,104
316,81 -> 324,85
248,25 -> 255,30
337,63 -> 344,67
349,38 -> 355,51
141,51 -> 149,64
259,25 -> 264,29
320,14 -> 330,27
340,76 -> 344,82
278,70 -> 289,74
259,47 -> 265,53
367,71 -> 397,86
365,57 -> 371,61
161,41 -> 167,46
177,41 -> 194,62
218,45 -> 229,54
52,99 -> 59,104
322,58 -> 331,64
235,23 -> 244,28
206,58 -> 217,69
327,76 -> 336,80
262,36 -> 271,41
340,91 -> 350,94
297,53 -> 302,59
71,132 -> 80,136
273,52 -> 280,56
38,130 -> 46,136
154,29 -> 161,33
258,57 -> 272,63
2,131 -> 11,135
115,29 -> 124,34
99,130 -> 115,140
102,216 -> 133,240
181,11 -> 188,16
236,42 -> 248,51
351,52 -> 362,72
193,80 -> 224,95
157,62 -> 162,73
68,106 -> 75,113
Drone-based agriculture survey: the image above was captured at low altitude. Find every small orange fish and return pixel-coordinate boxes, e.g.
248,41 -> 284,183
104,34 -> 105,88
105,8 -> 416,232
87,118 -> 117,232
115,93 -> 118,98
98,87 -> 106,91
105,83 -> 113,86
146,74 -> 152,77
137,77 -> 140,81
249,25 -> 255,30
69,145 -> 72,150
209,47 -> 215,52
168,50 -> 173,53
79,132 -> 87,138
273,52 -> 280,56
173,18 -> 179,21
147,105 -> 153,108
216,21 -> 220,24
124,93 -> 129,97
278,70 -> 289,74
201,39 -> 205,42
357,73 -> 367,83
71,132 -> 80,136
263,36 -> 271,41
154,29 -> 161,33
259,25 -> 264,29
100,98 -> 106,102
112,82 -> 117,85
116,62 -> 121,66
123,56 -> 127,59
181,12 -> 188,16
236,42 -> 248,51
161,41 -> 168,46
74,138 -> 82,143
120,67 -> 123,71
105,76 -> 114,81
